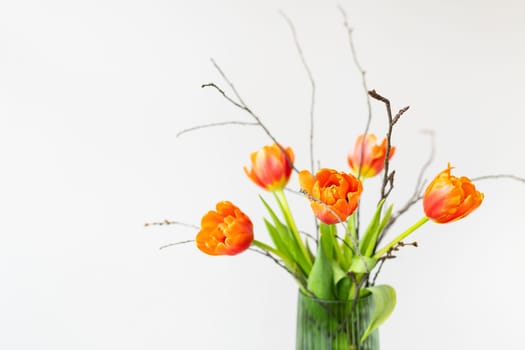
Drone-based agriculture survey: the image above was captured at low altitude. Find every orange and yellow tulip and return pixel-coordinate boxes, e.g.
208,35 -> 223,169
196,201 -> 254,256
299,168 -> 363,224
347,134 -> 395,178
244,143 -> 294,191
423,164 -> 484,223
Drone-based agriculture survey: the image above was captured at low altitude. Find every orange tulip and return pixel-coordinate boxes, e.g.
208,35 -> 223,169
423,164 -> 484,223
299,168 -> 363,224
244,144 -> 294,191
347,134 -> 395,178
196,201 -> 254,256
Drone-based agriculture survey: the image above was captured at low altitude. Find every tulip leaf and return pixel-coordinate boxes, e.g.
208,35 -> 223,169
332,261 -> 350,300
319,223 -> 335,260
359,199 -> 385,257
377,203 -> 394,236
263,219 -> 290,258
260,196 -> 308,275
260,197 -> 294,255
307,227 -> 334,300
360,285 -> 396,343
271,193 -> 312,275
349,256 -> 377,274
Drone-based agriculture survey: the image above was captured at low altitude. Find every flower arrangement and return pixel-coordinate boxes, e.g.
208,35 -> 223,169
148,10 -> 523,349
189,139 -> 483,343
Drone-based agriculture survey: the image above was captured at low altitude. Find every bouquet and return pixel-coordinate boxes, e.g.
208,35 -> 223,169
147,10 -> 522,349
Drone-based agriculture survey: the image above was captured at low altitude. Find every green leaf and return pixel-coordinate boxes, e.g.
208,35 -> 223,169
272,192 -> 312,275
360,285 -> 396,343
346,212 -> 357,239
332,261 -> 350,300
260,197 -> 294,257
340,232 -> 354,271
260,196 -> 310,275
349,256 -> 377,274
307,228 -> 335,299
377,203 -> 394,235
359,200 -> 385,257
263,219 -> 291,258
319,223 -> 335,260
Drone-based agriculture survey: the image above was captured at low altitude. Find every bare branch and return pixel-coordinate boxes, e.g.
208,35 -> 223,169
338,5 -> 373,179
203,59 -> 298,173
249,247 -> 305,287
145,220 -> 199,229
201,82 -> 245,109
280,11 -> 317,173
370,241 -> 418,286
380,130 -> 435,240
177,121 -> 259,137
472,174 -> 525,184
159,240 -> 195,250
369,89 -> 409,201
299,230 -> 318,243
370,254 -> 396,286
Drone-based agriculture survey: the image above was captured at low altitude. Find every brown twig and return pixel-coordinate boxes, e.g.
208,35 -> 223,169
202,60 -> 297,173
370,254 -> 396,287
368,90 -> 410,200
370,241 -> 418,286
280,11 -> 317,174
379,130 -> 435,241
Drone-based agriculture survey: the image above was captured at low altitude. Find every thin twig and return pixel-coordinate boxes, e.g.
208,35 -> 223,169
472,174 -> 525,184
145,220 -> 199,229
280,11 -> 316,174
370,254 -> 396,286
249,247 -> 303,285
202,60 -> 298,173
177,121 -> 258,137
208,59 -> 276,144
159,240 -> 195,250
370,241 -> 418,286
369,90 -> 409,200
299,230 -> 318,243
338,5 -> 373,241
380,130 -> 435,239
338,5 -> 372,179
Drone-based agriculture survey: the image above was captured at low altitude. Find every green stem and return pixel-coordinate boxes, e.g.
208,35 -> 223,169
275,190 -> 313,269
373,216 -> 429,259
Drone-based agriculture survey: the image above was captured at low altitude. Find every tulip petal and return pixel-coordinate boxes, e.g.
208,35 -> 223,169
196,201 -> 254,256
423,164 -> 483,223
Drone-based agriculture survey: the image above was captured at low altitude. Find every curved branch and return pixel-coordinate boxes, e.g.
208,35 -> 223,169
177,121 -> 259,137
280,11 -> 317,173
202,60 -> 298,173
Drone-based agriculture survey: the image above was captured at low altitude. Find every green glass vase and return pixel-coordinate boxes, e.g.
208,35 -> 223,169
295,291 -> 380,350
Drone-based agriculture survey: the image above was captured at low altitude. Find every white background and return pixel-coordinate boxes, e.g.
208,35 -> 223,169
1,0 -> 525,349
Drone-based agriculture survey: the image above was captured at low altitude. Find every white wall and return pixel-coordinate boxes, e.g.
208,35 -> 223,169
1,0 -> 524,349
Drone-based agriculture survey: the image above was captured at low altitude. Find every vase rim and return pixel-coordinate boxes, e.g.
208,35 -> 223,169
298,289 -> 372,304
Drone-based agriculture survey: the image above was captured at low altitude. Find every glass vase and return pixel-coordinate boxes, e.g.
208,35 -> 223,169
295,291 -> 380,350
